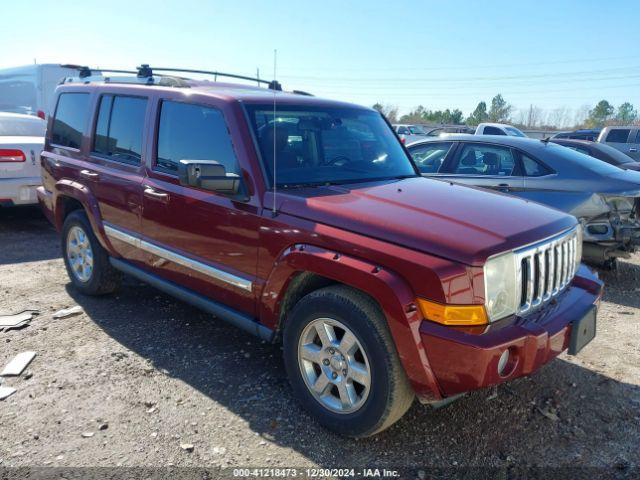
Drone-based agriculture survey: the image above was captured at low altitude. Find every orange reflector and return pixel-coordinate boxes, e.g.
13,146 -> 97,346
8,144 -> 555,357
417,298 -> 488,326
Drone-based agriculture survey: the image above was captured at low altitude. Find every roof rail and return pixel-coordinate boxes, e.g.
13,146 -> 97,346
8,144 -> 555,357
57,64 -> 286,92
138,65 -> 282,91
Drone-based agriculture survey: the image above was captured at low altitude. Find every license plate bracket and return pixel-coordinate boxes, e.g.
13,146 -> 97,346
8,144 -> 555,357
568,307 -> 597,355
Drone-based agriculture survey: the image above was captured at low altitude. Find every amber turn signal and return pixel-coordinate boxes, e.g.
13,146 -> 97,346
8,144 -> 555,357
417,298 -> 488,326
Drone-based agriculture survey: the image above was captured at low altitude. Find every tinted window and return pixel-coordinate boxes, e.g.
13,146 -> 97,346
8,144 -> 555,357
94,95 -> 147,163
565,145 -> 591,155
446,143 -> 516,176
409,142 -> 452,173
397,126 -> 409,134
636,130 -> 640,143
606,129 -> 631,143
157,101 -> 239,174
521,155 -> 552,176
483,126 -> 506,135
52,93 -> 90,149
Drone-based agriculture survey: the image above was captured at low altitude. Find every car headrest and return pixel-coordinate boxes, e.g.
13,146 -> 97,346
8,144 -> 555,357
483,152 -> 499,166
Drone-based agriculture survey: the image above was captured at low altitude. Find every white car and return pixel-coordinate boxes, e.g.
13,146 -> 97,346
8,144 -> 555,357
0,112 -> 46,207
475,123 -> 527,137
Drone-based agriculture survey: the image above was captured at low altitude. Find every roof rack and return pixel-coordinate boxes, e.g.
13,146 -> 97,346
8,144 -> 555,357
58,64 -> 284,91
139,65 -> 282,91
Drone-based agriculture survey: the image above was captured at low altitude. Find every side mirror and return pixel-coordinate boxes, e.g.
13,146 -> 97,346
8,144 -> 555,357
178,160 -> 241,195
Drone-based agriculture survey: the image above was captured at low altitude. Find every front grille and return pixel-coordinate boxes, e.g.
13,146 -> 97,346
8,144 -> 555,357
515,227 -> 579,315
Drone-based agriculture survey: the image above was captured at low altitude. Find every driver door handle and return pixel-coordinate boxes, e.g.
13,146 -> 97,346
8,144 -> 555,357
497,183 -> 510,191
80,169 -> 99,180
144,186 -> 170,204
630,148 -> 638,153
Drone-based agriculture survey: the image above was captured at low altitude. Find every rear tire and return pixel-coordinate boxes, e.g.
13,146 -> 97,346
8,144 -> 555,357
283,285 -> 414,437
62,210 -> 120,295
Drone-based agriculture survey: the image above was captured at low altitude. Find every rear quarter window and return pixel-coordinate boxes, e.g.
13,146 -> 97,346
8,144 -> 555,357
51,93 -> 90,149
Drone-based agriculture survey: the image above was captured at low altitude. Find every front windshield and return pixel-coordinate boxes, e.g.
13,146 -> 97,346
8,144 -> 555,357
408,125 -> 426,135
248,105 -> 417,187
505,127 -> 527,137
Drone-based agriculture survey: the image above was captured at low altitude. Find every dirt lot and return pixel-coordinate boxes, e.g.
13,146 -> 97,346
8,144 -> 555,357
0,207 -> 639,476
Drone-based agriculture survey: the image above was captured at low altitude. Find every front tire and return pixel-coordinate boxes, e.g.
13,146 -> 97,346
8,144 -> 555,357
62,210 -> 121,295
283,285 -> 414,437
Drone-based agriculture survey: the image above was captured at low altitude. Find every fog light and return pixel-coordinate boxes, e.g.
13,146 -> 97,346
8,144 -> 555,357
497,349 -> 510,376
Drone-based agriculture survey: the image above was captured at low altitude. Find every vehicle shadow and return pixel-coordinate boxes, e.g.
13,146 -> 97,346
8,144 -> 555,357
66,281 -> 640,470
596,258 -> 640,309
0,206 -> 60,265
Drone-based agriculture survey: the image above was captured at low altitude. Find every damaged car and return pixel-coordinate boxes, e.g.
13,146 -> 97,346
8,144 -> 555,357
407,135 -> 640,267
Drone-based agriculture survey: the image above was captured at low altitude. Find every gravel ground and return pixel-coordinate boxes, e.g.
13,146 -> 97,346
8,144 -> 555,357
0,206 -> 639,476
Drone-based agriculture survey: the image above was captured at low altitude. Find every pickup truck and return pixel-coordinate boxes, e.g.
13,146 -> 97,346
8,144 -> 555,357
37,66 -> 603,437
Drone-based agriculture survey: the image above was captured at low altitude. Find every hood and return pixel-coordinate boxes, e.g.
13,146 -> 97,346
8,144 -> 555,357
276,177 -> 576,266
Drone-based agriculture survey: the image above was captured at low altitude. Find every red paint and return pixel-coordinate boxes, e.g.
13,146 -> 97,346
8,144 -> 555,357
38,80 -> 604,402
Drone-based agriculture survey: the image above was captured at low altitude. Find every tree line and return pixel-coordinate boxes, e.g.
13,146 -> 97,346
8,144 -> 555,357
373,95 -> 639,130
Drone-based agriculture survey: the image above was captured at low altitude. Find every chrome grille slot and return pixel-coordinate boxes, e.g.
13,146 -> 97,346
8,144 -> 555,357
515,227 -> 579,316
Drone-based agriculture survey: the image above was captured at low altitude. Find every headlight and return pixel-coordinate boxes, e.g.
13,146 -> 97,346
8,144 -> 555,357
484,251 -> 518,322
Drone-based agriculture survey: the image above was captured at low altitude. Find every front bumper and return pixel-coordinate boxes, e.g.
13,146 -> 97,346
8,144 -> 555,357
419,264 -> 603,398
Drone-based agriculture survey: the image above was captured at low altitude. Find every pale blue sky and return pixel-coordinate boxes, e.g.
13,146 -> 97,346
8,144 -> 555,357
4,0 -> 640,121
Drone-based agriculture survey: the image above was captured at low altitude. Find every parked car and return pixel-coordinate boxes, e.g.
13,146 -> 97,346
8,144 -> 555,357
407,135 -> 640,267
38,67 -> 602,437
0,64 -> 88,118
550,138 -> 640,171
475,123 -> 527,137
392,124 -> 428,144
597,126 -> 640,161
0,112 -> 46,207
552,129 -> 601,142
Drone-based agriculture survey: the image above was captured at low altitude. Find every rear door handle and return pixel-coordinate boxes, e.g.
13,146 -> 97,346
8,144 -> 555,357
497,183 -> 510,191
80,169 -> 99,180
630,148 -> 638,153
144,186 -> 170,204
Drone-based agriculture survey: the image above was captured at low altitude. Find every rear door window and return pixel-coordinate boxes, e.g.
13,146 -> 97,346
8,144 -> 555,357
606,129 -> 631,143
444,143 -> 516,176
155,101 -> 240,175
409,142 -> 453,173
94,95 -> 147,164
51,93 -> 90,149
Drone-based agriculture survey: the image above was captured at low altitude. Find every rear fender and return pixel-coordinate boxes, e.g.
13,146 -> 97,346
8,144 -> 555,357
260,244 -> 442,400
53,179 -> 112,253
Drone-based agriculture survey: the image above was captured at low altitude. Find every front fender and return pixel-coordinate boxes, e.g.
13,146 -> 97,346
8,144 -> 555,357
260,244 -> 443,400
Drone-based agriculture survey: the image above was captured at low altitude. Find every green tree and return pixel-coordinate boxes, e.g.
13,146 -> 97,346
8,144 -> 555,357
372,103 -> 399,123
399,105 -> 427,124
586,100 -> 614,127
488,94 -> 512,123
466,101 -> 489,126
616,102 -> 637,124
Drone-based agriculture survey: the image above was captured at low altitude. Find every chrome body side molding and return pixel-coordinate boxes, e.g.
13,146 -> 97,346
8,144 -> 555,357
104,224 -> 253,292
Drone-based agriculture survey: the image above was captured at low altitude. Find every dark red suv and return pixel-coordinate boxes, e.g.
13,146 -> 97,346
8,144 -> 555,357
37,66 -> 603,437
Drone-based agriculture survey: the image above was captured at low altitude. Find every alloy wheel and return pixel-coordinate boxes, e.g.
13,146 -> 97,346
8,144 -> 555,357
297,317 -> 371,414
